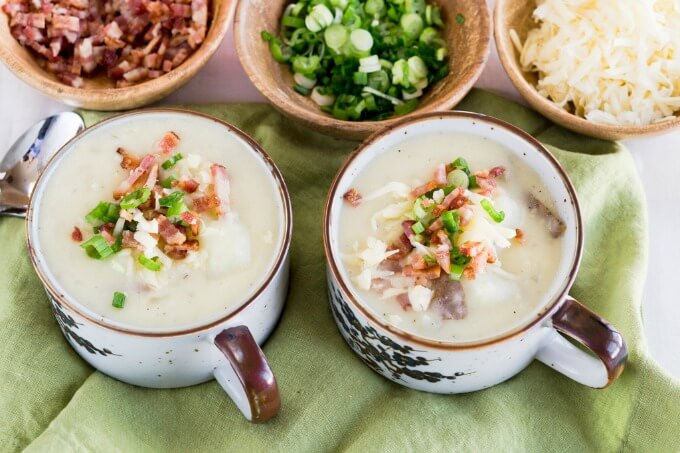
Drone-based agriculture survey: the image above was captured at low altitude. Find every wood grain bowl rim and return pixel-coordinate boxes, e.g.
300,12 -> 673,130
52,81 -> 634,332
234,0 -> 492,140
0,0 -> 236,110
494,0 -> 680,141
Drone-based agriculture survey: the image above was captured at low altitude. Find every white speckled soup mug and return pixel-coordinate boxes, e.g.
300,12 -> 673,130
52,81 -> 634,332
323,111 -> 627,393
26,111 -> 292,423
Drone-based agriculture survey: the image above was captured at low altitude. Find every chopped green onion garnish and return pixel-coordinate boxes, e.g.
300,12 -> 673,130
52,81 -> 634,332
161,153 -> 183,170
138,254 -> 162,272
447,169 -> 469,188
161,175 -> 177,189
480,199 -> 505,223
456,13 -> 465,25
411,221 -> 426,234
85,202 -> 120,225
167,201 -> 188,218
120,187 -> 151,210
423,254 -> 437,266
448,263 -> 465,280
159,191 -> 184,207
112,291 -> 126,308
441,210 -> 460,234
80,235 -> 116,260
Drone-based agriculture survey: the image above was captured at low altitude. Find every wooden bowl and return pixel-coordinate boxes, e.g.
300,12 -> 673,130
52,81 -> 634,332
0,0 -> 235,111
234,0 -> 491,140
495,0 -> 680,141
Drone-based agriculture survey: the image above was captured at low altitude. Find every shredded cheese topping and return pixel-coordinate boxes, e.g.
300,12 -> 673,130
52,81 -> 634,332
513,0 -> 680,126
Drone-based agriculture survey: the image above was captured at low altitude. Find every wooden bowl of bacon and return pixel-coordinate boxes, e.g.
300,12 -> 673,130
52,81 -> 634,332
0,0 -> 235,110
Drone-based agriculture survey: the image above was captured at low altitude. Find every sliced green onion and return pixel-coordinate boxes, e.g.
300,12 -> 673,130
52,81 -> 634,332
481,199 -> 505,223
401,13 -> 423,37
394,98 -> 419,116
362,86 -> 403,105
306,4 -> 334,32
392,59 -> 410,87
353,71 -> 369,85
120,187 -> 151,210
138,254 -> 162,272
324,24 -> 348,49
423,254 -> 437,266
81,235 -> 116,260
294,72 -> 317,89
161,153 -> 183,170
85,202 -> 120,225
447,169 -> 469,188
411,221 -> 426,234
413,197 -> 429,219
167,201 -> 188,218
294,84 -> 311,95
161,175 -> 177,189
448,263 -> 465,280
311,87 -> 336,106
436,47 -> 448,61
282,14 -> 305,28
456,13 -> 465,25
292,55 -> 321,76
349,29 -> 373,56
441,210 -> 460,234
112,291 -> 126,308
365,0 -> 385,16
407,56 -> 428,83
158,191 -> 184,207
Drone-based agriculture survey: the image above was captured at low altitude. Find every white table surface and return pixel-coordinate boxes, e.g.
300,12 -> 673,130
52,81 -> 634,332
1,14 -> 678,380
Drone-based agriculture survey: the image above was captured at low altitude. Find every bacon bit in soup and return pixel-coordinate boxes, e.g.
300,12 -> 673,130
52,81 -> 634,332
527,194 -> 566,238
514,228 -> 525,244
71,226 -> 82,242
343,188 -> 362,207
75,131 -> 236,286
2,0 -> 211,88
117,147 -> 140,170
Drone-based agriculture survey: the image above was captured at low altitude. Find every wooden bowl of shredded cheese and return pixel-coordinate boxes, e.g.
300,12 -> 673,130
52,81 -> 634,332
495,0 -> 680,140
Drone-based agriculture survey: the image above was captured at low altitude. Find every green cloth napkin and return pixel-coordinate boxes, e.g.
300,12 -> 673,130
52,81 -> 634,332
2,89 -> 678,452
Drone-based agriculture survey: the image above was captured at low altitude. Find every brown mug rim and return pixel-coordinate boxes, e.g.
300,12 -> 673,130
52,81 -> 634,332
323,111 -> 584,351
25,108 -> 293,338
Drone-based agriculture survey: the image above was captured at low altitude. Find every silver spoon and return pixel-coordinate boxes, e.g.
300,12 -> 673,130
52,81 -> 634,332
0,112 -> 84,218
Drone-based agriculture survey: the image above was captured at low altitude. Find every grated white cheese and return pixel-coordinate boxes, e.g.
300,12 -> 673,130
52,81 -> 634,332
514,0 -> 680,126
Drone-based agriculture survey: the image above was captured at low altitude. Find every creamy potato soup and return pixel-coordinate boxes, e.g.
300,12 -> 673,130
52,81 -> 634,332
34,115 -> 283,330
338,133 -> 567,343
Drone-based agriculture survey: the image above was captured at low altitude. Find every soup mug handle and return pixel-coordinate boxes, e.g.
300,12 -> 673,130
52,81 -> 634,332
212,326 -> 281,423
535,297 -> 628,388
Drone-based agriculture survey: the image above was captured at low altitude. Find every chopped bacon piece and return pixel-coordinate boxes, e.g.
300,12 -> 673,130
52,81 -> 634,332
144,164 -> 159,189
180,211 -> 200,235
459,205 -> 473,226
433,163 -> 447,186
403,265 -> 441,280
210,164 -> 230,218
51,15 -> 80,32
157,215 -> 186,245
433,229 -> 453,249
411,180 -> 438,198
100,229 -> 115,245
121,230 -> 141,249
401,220 -> 416,239
515,228 -> 525,244
426,217 -> 443,234
387,233 -> 413,260
395,293 -> 411,311
433,244 -> 451,274
192,194 -> 220,213
527,194 -> 566,238
164,240 -> 199,260
432,187 -> 466,216
410,251 -> 428,270
113,154 -> 155,199
489,166 -> 506,178
158,131 -> 179,154
71,226 -> 83,242
177,178 -> 199,193
116,147 -> 140,170
343,188 -> 362,207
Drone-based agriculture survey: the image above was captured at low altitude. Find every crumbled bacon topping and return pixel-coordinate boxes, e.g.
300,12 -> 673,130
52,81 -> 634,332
2,0 -> 211,88
71,226 -> 82,242
343,188 -> 362,207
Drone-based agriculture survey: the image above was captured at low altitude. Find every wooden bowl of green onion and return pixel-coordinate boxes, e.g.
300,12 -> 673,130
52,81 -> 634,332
234,0 -> 491,140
